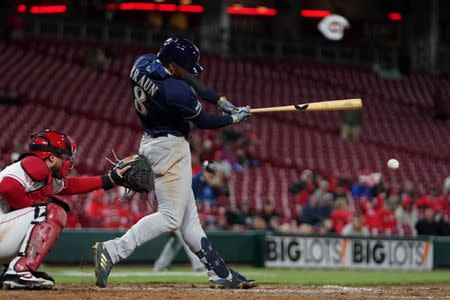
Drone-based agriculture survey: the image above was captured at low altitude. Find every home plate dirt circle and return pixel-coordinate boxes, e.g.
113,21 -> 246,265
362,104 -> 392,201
1,284 -> 449,299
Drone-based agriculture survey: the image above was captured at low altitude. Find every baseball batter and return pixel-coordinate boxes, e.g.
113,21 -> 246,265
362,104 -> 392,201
93,36 -> 255,289
0,130 -> 129,289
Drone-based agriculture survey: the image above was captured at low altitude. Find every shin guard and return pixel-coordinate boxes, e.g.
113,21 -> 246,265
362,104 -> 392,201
10,203 -> 67,273
195,237 -> 230,279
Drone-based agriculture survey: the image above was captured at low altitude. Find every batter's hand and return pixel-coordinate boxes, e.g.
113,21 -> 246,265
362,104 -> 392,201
231,106 -> 251,124
218,97 -> 238,115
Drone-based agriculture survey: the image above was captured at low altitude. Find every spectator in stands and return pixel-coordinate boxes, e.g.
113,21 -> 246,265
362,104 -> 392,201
212,150 -> 232,179
351,173 -> 374,200
300,194 -> 321,226
240,201 -> 254,228
417,186 -> 445,211
331,198 -> 352,234
268,216 -> 282,233
250,216 -> 267,230
386,182 -> 401,208
341,216 -> 369,236
416,207 -> 448,236
259,199 -> 280,226
340,109 -> 362,140
226,202 -> 246,229
395,195 -> 418,236
192,161 -> 220,204
290,169 -> 316,206
375,200 -> 398,235
198,201 -> 219,230
311,180 -> 330,202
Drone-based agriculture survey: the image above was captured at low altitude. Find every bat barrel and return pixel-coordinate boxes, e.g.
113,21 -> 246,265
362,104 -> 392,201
250,98 -> 362,114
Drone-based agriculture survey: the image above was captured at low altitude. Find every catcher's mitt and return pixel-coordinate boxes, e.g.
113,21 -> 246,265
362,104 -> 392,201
110,154 -> 154,193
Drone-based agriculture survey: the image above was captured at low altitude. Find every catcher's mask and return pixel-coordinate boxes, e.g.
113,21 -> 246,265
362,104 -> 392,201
29,129 -> 77,178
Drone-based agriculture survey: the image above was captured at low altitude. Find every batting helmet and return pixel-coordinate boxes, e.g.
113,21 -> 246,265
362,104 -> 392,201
29,129 -> 77,177
157,36 -> 203,76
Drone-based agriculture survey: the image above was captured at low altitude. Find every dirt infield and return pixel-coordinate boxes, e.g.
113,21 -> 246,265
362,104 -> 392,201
1,284 -> 450,300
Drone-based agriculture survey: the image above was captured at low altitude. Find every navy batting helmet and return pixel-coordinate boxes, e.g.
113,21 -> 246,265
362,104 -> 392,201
157,36 -> 203,76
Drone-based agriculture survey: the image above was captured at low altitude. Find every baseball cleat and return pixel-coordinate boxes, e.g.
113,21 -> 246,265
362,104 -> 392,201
93,242 -> 113,288
2,271 -> 54,290
0,265 -> 6,289
209,268 -> 256,289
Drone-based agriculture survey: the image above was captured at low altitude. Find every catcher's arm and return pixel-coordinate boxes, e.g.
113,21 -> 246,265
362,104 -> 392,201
57,167 -> 130,195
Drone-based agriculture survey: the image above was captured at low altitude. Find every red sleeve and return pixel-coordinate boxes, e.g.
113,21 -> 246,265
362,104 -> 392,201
0,176 -> 34,209
57,176 -> 104,196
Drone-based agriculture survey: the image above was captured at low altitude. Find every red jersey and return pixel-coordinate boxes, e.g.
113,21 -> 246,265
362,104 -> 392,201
0,156 -> 105,214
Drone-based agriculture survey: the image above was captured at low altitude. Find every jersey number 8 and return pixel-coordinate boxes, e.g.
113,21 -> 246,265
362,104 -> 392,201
134,86 -> 148,116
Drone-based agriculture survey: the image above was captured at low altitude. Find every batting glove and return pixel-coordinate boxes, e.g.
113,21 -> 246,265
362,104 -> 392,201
218,97 -> 238,115
231,106 -> 251,124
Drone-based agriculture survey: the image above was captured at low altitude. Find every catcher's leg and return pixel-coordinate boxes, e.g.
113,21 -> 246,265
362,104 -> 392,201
3,202 -> 67,290
0,207 -> 36,266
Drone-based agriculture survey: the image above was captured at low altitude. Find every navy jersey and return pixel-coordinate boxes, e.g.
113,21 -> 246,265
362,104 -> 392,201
129,54 -> 202,138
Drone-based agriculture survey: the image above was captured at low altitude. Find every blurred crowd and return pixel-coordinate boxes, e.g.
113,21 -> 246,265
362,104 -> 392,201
2,125 -> 450,238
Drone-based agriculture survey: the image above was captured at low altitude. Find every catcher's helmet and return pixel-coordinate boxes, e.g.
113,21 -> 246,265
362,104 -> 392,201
157,36 -> 203,76
29,129 -> 77,177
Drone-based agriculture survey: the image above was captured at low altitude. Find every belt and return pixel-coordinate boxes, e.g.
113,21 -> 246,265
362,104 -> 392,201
145,132 -> 185,139
147,132 -> 168,138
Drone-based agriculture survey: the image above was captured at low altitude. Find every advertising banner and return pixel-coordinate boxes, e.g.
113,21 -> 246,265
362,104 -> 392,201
266,235 -> 433,270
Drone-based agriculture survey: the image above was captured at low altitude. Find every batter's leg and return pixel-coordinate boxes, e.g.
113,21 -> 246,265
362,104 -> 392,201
95,136 -> 193,288
179,192 -> 256,288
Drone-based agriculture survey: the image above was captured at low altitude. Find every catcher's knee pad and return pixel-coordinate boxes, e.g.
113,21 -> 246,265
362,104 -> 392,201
11,202 -> 67,272
195,237 -> 229,279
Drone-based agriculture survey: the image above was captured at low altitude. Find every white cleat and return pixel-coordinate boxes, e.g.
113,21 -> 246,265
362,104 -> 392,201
2,271 -> 54,290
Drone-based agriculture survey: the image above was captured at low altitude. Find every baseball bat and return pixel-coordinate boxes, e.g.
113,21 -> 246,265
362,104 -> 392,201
250,98 -> 362,114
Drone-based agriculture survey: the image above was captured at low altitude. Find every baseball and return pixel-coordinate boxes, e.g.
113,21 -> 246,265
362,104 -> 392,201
387,158 -> 399,169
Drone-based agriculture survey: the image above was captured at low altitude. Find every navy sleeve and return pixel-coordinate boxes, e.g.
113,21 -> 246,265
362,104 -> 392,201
191,110 -> 233,129
167,80 -> 203,119
182,72 -> 220,104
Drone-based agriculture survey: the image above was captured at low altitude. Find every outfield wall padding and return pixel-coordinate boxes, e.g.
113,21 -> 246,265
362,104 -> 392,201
46,229 -> 266,267
45,230 -> 450,269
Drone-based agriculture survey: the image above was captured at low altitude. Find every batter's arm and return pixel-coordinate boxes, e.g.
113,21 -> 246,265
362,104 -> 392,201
191,110 -> 233,129
180,71 -> 220,104
181,71 -> 237,115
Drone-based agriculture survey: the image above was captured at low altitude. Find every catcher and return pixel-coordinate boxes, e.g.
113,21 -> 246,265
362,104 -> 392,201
0,129 -> 152,290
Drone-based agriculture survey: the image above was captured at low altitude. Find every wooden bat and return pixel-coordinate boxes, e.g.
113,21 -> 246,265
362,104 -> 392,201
250,98 -> 362,114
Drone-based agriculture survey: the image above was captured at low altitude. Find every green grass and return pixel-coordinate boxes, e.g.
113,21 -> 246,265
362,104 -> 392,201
41,265 -> 450,286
